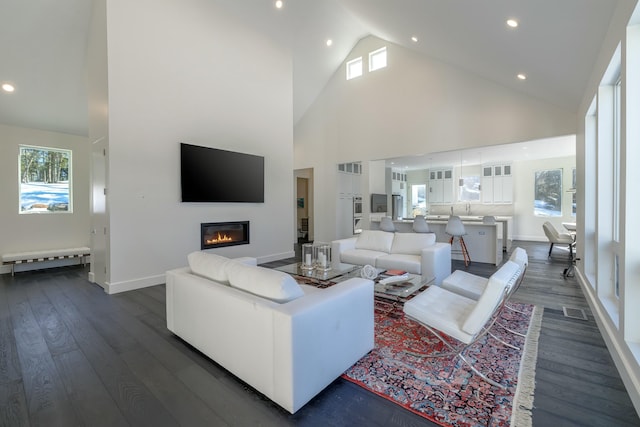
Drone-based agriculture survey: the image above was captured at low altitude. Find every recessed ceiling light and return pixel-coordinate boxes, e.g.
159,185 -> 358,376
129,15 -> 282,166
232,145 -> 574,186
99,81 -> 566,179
275,0 -> 283,9
411,36 -> 418,43
2,83 -> 15,93
506,19 -> 519,28
517,73 -> 527,80
326,39 -> 333,47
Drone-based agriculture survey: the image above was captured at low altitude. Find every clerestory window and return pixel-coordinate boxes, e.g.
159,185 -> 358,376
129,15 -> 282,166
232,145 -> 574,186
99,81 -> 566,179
346,57 -> 363,80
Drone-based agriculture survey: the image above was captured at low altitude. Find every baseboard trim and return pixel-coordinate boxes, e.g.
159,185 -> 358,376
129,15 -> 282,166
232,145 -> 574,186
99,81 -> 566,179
512,235 -> 548,242
575,268 -> 640,417
105,273 -> 165,294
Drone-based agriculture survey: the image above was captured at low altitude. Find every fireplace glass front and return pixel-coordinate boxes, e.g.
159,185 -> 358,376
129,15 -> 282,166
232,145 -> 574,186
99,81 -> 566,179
201,221 -> 250,249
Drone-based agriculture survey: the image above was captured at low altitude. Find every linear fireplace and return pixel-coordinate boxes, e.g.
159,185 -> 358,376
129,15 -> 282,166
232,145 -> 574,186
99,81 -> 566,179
201,221 -> 250,250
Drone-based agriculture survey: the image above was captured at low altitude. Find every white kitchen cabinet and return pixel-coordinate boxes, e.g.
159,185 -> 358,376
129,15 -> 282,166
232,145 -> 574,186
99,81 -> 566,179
428,168 -> 453,204
482,163 -> 512,204
337,162 -> 362,197
481,165 -> 494,204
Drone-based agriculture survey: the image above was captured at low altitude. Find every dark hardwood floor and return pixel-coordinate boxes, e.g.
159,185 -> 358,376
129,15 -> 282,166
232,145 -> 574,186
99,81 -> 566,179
0,241 -> 638,426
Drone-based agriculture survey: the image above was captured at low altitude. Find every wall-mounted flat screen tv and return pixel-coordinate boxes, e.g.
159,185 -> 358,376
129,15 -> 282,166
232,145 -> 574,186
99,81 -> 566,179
371,193 -> 388,213
180,143 -> 264,203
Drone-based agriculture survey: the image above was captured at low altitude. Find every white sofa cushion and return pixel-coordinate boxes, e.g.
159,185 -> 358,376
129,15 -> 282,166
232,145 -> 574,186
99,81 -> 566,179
340,249 -> 386,267
404,285 -> 477,344
188,251 -> 233,283
227,263 -> 304,303
441,270 -> 488,300
187,251 -> 257,284
355,230 -> 394,253
390,232 -> 436,255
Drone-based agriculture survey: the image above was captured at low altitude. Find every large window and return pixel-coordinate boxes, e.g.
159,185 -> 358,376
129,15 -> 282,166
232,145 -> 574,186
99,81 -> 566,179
613,76 -> 622,241
458,176 -> 480,202
411,184 -> 426,216
534,169 -> 562,217
19,145 -> 72,213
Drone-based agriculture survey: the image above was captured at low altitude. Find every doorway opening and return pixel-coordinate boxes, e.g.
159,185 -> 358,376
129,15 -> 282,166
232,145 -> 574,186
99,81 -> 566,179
295,169 -> 313,245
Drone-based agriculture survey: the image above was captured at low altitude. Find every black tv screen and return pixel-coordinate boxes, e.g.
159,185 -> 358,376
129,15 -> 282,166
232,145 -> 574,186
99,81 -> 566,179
180,143 -> 264,203
371,193 -> 388,213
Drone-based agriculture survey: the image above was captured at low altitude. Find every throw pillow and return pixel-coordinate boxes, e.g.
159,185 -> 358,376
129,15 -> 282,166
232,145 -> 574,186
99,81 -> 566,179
187,251 -> 232,283
227,263 -> 304,303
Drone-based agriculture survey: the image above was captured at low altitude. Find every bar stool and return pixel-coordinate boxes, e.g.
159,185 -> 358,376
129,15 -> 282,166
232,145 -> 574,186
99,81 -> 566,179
412,215 -> 430,233
446,215 -> 470,266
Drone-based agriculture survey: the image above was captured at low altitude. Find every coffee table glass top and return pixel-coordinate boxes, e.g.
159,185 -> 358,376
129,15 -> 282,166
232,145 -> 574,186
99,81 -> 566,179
275,262 -> 434,301
274,262 -> 359,282
372,272 -> 434,301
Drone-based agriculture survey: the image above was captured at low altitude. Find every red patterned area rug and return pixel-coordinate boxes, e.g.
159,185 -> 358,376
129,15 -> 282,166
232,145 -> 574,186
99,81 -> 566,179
342,301 -> 542,427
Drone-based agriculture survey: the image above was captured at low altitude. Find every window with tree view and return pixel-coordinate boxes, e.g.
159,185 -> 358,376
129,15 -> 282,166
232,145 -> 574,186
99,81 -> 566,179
534,169 -> 562,217
19,145 -> 72,213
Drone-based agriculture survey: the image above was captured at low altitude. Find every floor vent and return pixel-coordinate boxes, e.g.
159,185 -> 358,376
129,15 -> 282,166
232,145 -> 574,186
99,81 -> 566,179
562,306 -> 588,321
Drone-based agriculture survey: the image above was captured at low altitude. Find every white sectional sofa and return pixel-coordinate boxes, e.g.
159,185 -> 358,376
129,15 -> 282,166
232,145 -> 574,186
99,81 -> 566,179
166,251 -> 374,414
331,230 -> 451,285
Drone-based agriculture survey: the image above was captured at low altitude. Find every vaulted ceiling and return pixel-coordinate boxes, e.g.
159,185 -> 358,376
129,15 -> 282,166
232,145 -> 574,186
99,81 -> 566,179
0,0 -> 626,137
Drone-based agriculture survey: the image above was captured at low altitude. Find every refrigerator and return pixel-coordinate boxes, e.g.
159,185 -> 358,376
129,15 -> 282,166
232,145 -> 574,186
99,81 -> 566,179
392,194 -> 403,220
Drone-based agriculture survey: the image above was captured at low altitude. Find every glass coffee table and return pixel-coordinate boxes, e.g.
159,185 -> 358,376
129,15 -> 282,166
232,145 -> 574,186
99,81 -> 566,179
275,262 -> 434,303
274,262 -> 360,287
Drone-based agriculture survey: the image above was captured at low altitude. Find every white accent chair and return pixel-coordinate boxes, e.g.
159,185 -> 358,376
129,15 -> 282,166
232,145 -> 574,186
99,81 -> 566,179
441,247 -> 528,301
440,248 -> 529,340
403,260 -> 522,388
446,215 -> 470,266
542,221 -> 574,259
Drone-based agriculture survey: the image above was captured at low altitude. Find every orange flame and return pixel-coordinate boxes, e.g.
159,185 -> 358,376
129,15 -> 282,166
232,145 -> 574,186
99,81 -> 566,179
205,232 -> 234,245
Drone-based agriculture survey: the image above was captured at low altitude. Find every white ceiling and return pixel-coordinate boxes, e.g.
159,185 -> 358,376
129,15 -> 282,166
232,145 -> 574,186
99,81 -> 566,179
384,135 -> 576,171
0,0 -> 626,137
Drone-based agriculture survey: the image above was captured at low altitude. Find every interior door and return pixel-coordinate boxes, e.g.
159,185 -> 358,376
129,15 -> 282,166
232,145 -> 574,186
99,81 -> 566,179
90,137 -> 108,288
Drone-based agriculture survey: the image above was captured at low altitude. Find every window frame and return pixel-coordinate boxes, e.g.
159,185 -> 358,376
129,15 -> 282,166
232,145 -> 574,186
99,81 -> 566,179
368,47 -> 387,72
533,168 -> 563,217
18,144 -> 73,214
346,57 -> 363,80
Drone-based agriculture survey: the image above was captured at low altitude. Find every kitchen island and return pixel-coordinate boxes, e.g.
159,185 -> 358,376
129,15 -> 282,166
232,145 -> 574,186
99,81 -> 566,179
427,215 -> 513,252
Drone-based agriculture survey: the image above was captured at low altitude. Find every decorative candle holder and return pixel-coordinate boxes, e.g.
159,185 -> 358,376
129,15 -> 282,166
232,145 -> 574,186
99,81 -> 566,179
301,243 -> 314,270
314,244 -> 331,271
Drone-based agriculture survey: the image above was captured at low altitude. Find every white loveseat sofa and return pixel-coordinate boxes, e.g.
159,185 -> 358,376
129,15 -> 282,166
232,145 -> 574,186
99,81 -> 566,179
166,252 -> 374,414
331,230 -> 451,285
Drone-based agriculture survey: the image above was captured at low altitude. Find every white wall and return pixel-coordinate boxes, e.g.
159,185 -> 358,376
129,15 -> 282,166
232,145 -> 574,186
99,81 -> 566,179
511,155 -> 576,240
0,124 -> 90,273
295,35 -> 578,243
94,0 -> 294,291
